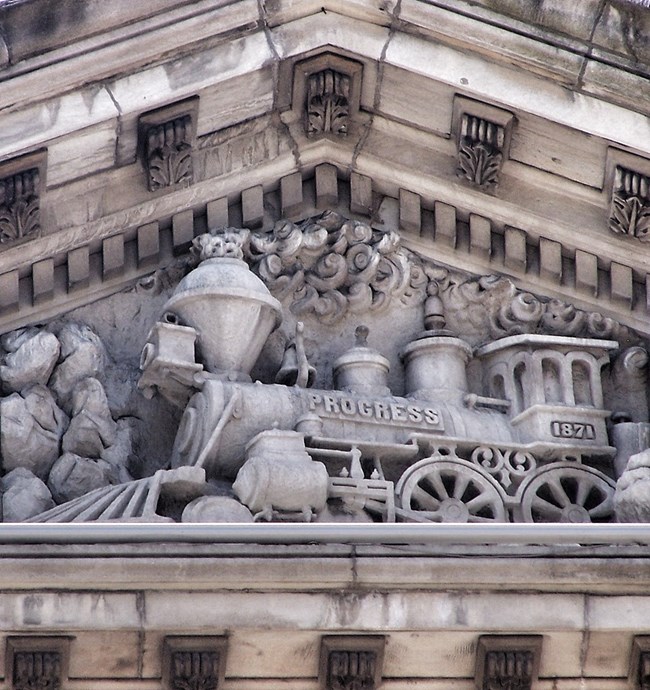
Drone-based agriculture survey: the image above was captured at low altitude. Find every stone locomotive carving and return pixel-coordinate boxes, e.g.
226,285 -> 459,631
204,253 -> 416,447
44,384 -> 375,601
8,212 -> 650,525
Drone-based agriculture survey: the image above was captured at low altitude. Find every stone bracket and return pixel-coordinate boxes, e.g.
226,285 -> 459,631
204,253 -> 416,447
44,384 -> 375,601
6,637 -> 71,690
319,636 -> 385,690
139,97 -> 199,192
475,635 -> 542,690
452,96 -> 514,190
163,636 -> 228,690
0,149 -> 47,247
283,52 -> 364,140
630,636 -> 650,690
606,149 -> 650,242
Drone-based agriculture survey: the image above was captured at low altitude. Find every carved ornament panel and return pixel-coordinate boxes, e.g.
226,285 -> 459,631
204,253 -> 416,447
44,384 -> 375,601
163,637 -> 228,690
475,636 -> 542,690
320,637 -> 385,690
6,638 -> 70,690
139,97 -> 199,192
453,97 -> 514,190
0,150 -> 46,246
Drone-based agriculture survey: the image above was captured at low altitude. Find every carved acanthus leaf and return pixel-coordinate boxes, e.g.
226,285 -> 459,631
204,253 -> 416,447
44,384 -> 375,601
609,167 -> 650,241
0,169 -> 41,245
306,69 -> 350,137
458,142 -> 502,188
457,114 -> 505,189
243,211 -> 427,324
145,116 -> 194,191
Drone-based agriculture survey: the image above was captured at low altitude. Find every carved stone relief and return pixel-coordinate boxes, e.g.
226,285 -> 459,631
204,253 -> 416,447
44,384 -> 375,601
0,151 -> 46,246
475,637 -> 541,690
2,209 -> 650,524
282,53 -> 364,142
320,637 -> 385,690
453,98 -> 514,191
609,165 -> 650,240
139,98 -> 199,192
306,69 -> 351,137
163,637 -> 228,690
6,638 -> 70,690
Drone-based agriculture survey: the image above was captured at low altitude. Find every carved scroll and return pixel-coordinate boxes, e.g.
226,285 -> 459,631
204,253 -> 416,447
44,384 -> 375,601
320,637 -> 385,690
475,637 -> 542,690
609,166 -> 650,241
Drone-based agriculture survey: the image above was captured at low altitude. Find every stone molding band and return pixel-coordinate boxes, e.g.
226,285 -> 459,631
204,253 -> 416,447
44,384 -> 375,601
1,165 -> 649,338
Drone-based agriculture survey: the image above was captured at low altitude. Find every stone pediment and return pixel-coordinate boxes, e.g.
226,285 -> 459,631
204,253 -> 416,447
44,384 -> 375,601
1,1 -> 650,526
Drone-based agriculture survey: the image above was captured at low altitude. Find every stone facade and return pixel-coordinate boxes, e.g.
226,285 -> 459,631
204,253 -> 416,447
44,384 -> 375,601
1,0 -> 650,689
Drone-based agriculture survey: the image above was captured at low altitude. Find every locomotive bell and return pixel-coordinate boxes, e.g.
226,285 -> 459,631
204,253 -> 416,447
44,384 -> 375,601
164,231 -> 282,381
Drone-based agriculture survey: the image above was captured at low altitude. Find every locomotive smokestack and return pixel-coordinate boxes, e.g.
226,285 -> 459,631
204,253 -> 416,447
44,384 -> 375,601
401,335 -> 472,402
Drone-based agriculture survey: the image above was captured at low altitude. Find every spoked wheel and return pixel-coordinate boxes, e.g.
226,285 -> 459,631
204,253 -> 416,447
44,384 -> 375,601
518,463 -> 615,523
395,458 -> 507,523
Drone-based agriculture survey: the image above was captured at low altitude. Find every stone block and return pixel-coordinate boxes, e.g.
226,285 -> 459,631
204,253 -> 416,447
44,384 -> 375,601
137,222 -> 160,267
610,262 -> 633,308
315,164 -> 338,208
469,214 -> 492,260
32,259 -> 54,305
0,592 -> 141,630
539,237 -> 562,283
67,246 -> 90,291
504,226 -> 527,273
0,270 -> 19,312
435,202 -> 457,248
172,210 -> 194,250
68,631 -> 141,679
399,189 -> 421,235
241,185 -> 264,228
575,250 -> 598,297
102,234 -> 125,279
281,172 -> 303,218
350,172 -> 372,216
207,198 -> 229,229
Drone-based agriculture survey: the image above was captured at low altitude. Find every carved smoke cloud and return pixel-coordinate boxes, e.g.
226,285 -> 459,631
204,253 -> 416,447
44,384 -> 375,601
195,211 -> 428,325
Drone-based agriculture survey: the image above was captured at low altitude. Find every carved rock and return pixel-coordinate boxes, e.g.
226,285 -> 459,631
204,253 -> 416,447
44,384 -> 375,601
100,417 -> 137,482
615,450 -> 650,522
0,329 -> 60,393
0,384 -> 68,479
62,377 -> 117,458
181,496 -> 254,522
47,453 -> 114,504
1,467 -> 55,522
50,323 -> 107,411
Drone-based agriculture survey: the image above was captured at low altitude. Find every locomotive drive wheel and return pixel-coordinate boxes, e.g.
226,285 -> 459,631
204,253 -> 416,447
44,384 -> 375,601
518,463 -> 615,523
395,458 -> 507,523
